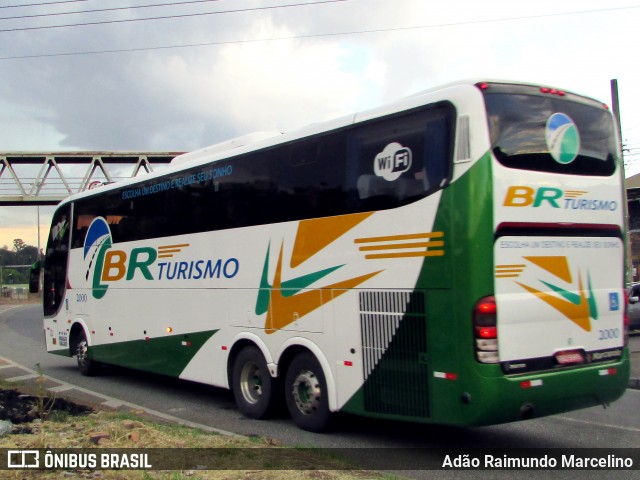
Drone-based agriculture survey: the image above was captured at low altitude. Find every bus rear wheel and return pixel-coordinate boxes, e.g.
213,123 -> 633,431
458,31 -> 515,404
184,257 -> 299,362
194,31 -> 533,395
232,346 -> 276,419
285,352 -> 332,432
74,329 -> 99,376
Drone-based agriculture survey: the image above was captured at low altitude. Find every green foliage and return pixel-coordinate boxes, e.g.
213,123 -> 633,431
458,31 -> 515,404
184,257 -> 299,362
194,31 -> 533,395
1,240 -> 39,289
1,268 -> 27,284
0,239 -> 39,269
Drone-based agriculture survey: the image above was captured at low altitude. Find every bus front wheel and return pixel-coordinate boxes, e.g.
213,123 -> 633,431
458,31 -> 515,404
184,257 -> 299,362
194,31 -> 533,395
74,329 -> 99,376
285,352 -> 332,432
232,346 -> 276,419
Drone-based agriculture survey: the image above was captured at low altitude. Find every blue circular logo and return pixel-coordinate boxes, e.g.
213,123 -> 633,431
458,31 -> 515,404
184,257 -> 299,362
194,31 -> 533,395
84,217 -> 112,299
545,113 -> 580,164
84,217 -> 111,259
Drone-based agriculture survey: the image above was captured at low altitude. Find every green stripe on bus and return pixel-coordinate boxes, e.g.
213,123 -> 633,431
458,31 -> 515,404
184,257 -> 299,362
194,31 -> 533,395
50,348 -> 72,357
89,329 -> 219,378
342,152 -> 494,422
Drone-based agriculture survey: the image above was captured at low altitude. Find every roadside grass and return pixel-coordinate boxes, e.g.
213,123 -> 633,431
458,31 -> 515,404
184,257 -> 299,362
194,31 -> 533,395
0,378 -> 15,388
1,396 -> 397,480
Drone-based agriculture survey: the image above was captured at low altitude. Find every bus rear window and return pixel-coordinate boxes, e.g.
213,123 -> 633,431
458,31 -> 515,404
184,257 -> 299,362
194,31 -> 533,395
484,92 -> 617,176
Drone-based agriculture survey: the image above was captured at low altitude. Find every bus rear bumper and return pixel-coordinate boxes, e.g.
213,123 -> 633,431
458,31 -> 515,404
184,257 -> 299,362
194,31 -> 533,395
456,355 -> 630,427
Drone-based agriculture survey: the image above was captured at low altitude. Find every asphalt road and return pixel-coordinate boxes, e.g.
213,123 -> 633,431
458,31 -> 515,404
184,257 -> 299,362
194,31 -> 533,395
1,303 -> 639,479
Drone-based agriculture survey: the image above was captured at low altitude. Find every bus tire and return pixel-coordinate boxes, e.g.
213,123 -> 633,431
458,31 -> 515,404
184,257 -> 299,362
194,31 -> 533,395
74,329 -> 99,376
232,346 -> 276,419
285,352 -> 332,432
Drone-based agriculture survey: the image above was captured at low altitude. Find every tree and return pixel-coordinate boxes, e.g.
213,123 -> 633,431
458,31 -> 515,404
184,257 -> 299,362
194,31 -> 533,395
0,246 -> 15,266
16,245 -> 38,266
13,238 -> 27,253
0,240 -> 38,267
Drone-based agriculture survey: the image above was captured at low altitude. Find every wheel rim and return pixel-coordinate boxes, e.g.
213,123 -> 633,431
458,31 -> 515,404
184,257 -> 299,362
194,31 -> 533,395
291,369 -> 321,415
77,339 -> 89,368
239,362 -> 263,404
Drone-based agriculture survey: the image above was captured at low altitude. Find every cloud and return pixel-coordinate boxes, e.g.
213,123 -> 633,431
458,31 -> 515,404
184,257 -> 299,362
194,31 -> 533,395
0,206 -> 53,250
1,3 -> 389,151
1,0 -> 640,242
0,0 -> 639,159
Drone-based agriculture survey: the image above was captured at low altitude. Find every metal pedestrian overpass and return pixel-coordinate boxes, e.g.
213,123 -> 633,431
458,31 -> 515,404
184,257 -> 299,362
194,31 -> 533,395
0,152 -> 183,206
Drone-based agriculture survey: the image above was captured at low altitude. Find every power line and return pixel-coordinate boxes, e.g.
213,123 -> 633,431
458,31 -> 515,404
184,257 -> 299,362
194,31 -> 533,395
1,3 -> 639,59
0,0 -> 348,33
1,0 -> 90,9
0,0 -> 226,21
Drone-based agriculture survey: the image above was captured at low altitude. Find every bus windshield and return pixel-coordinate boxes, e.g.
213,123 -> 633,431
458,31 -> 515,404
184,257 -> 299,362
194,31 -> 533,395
484,90 -> 617,176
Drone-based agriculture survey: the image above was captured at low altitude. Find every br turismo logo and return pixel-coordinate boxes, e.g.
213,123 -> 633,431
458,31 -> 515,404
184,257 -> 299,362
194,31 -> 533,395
545,113 -> 580,165
82,217 -> 239,300
83,217 -> 159,300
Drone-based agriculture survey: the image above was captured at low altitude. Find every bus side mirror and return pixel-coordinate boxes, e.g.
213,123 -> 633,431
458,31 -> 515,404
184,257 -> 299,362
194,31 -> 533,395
29,261 -> 41,294
629,296 -> 639,305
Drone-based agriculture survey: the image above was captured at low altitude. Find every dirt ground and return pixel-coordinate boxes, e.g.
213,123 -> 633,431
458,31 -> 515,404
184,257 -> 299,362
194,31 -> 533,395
0,388 -> 92,433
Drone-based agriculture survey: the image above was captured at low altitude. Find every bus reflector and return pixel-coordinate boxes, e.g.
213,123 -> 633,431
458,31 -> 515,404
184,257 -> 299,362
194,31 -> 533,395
166,327 -> 173,333
434,371 -> 458,380
599,368 -> 617,376
520,379 -> 543,389
474,296 -> 499,363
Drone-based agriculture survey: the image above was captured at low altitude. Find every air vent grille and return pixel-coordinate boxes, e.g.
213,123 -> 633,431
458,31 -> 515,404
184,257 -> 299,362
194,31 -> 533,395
359,290 -> 429,417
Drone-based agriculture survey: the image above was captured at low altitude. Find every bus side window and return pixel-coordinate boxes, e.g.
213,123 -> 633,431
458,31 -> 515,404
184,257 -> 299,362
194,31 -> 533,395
348,102 -> 454,211
289,140 -> 318,167
422,114 -> 451,192
73,214 -> 96,248
279,136 -> 348,220
72,226 -> 89,249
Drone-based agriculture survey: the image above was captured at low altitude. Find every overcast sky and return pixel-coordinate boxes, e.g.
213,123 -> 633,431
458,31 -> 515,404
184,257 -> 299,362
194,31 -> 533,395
1,0 -> 640,249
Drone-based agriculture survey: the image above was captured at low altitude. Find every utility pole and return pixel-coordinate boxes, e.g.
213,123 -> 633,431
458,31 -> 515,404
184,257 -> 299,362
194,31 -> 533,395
612,79 -> 633,282
611,79 -> 624,161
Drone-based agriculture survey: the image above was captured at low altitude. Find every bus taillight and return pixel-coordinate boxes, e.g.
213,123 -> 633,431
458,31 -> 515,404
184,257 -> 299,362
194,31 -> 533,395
540,87 -> 566,96
474,296 -> 499,363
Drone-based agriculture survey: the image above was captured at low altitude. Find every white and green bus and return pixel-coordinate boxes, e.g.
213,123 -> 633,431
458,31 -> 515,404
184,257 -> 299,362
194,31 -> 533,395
39,80 -> 630,432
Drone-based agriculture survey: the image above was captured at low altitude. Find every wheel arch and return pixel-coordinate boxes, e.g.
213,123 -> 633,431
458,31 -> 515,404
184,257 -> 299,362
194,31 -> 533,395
226,332 -> 275,391
69,319 -> 91,356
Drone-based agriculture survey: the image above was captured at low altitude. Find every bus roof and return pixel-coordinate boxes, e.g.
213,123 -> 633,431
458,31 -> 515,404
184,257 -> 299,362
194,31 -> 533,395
55,78 -> 601,207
